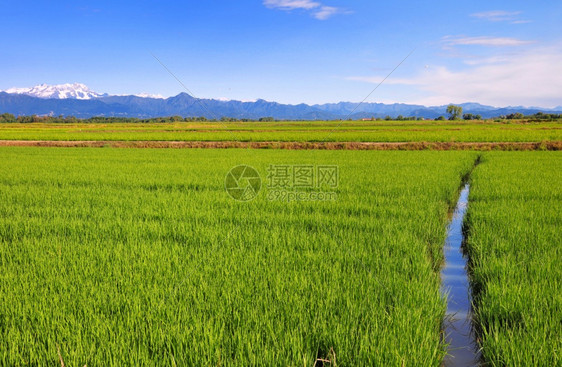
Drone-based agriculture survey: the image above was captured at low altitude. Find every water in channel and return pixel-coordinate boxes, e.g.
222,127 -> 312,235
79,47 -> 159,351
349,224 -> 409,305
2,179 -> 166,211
441,184 -> 481,366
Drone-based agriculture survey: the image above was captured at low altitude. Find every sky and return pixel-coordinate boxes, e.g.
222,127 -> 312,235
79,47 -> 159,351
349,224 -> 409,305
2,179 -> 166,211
1,0 -> 561,108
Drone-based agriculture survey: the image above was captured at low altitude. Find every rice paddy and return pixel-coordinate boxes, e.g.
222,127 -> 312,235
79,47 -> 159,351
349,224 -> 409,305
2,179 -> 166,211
0,145 -> 560,366
0,120 -> 561,142
0,147 -> 479,366
464,152 -> 562,365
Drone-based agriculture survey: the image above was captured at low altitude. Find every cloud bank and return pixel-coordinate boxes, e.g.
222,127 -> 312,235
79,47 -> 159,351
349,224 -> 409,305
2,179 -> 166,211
348,44 -> 562,108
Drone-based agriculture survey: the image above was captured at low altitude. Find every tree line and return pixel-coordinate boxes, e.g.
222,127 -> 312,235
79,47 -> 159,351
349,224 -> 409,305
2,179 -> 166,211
0,114 -> 278,124
0,111 -> 560,124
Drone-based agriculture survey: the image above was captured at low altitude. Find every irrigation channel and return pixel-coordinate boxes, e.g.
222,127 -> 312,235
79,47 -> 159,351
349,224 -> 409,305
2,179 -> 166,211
441,184 -> 481,366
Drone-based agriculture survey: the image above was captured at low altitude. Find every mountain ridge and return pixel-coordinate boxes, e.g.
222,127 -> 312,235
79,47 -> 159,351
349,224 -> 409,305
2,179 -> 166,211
1,83 -> 560,119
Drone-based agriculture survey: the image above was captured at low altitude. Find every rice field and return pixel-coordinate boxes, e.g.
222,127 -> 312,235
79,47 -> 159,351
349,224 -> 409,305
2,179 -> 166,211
465,152 -> 562,365
0,120 -> 561,142
1,146 -> 560,366
0,147 -> 479,366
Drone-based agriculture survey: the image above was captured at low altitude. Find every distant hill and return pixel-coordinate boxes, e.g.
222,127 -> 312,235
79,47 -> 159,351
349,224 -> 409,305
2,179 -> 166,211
1,83 -> 560,120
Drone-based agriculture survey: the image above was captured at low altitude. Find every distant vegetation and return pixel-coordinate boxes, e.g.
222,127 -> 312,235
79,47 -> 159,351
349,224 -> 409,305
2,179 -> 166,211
0,111 -> 561,124
446,104 -> 463,120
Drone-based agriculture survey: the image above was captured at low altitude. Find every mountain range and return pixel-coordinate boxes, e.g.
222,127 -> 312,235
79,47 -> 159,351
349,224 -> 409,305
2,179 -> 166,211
1,83 -> 560,120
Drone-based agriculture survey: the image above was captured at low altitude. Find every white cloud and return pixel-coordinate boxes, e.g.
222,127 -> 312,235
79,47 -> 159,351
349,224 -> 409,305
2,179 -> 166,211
264,0 -> 343,20
313,6 -> 339,20
347,45 -> 562,108
471,10 -> 519,21
470,10 -> 530,24
443,36 -> 533,47
263,0 -> 320,10
134,92 -> 165,99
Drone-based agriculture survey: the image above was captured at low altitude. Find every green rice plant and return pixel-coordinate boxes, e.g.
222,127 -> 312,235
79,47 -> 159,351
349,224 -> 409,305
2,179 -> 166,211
0,148 -> 478,365
0,120 -> 561,142
465,152 -> 562,366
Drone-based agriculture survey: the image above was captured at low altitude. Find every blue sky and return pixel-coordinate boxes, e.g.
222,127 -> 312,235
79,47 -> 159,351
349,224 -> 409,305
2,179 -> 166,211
1,0 -> 561,107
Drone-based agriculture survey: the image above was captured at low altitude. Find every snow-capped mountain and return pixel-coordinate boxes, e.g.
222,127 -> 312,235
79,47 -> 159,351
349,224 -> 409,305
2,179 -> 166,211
3,83 -> 107,100
1,83 -> 169,100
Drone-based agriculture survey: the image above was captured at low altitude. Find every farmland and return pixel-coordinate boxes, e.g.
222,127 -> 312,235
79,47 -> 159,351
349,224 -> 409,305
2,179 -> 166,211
0,147 -> 478,366
0,144 -> 560,366
465,152 -> 562,365
0,119 -> 561,143
3,0 -> 562,364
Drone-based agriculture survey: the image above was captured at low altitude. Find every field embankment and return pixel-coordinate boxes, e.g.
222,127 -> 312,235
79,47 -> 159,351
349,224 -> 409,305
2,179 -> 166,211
1,140 -> 561,150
